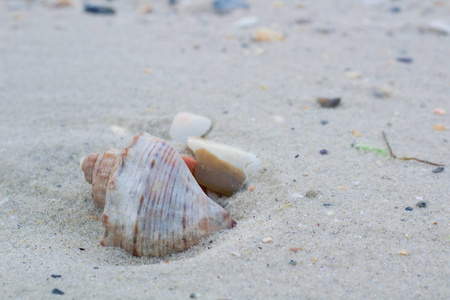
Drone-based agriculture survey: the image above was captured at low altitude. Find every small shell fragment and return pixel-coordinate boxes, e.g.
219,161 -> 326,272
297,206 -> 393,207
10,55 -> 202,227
253,28 -> 285,42
169,112 -> 212,143
317,97 -> 341,108
187,137 -> 261,196
262,237 -> 272,243
399,250 -> 409,256
426,20 -> 450,35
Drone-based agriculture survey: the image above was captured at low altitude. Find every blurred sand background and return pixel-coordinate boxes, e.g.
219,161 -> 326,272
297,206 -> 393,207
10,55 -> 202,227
0,0 -> 449,298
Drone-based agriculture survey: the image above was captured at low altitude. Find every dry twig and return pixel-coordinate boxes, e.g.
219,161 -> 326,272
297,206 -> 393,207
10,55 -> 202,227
382,131 -> 444,167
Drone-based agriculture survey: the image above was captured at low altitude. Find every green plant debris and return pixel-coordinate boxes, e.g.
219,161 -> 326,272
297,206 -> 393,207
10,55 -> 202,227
352,143 -> 389,157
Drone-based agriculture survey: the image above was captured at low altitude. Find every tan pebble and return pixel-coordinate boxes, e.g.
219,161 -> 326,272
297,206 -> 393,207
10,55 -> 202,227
254,48 -> 266,56
253,28 -> 285,42
262,237 -> 273,243
345,71 -> 362,79
352,130 -> 361,137
399,250 -> 408,256
289,247 -> 303,252
432,124 -> 446,131
138,1 -> 153,14
273,1 -> 283,9
433,108 -> 446,115
230,251 -> 241,257
53,0 -> 72,7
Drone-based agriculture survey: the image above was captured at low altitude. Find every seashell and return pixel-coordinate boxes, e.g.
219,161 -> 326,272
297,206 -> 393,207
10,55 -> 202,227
169,112 -> 212,143
187,137 -> 261,196
80,132 -> 236,257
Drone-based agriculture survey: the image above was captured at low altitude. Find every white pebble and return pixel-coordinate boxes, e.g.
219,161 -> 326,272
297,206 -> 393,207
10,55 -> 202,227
273,115 -> 284,123
233,16 -> 259,29
290,193 -> 304,199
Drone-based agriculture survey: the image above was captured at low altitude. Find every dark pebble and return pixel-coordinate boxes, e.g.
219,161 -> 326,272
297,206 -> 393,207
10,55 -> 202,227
52,289 -> 64,295
56,185 -> 61,188
323,203 -> 332,207
397,57 -> 413,64
317,97 -> 341,108
84,4 -> 115,14
405,206 -> 413,211
416,201 -> 427,208
79,248 -> 85,251
295,154 -> 299,158
320,149 -> 328,155
213,0 -> 249,15
190,293 -> 196,299
321,120 -> 329,125
432,167 -> 444,173
390,6 -> 401,13
51,275 -> 62,278
289,260 -> 297,266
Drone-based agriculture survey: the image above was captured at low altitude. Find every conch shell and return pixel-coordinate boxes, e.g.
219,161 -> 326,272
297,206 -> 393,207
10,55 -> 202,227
80,132 -> 237,257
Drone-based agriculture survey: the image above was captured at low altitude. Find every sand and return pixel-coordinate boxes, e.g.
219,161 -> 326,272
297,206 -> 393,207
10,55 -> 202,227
0,0 -> 449,299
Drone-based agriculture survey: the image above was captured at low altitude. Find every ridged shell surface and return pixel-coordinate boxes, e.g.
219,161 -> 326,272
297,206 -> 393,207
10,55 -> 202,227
100,132 -> 236,257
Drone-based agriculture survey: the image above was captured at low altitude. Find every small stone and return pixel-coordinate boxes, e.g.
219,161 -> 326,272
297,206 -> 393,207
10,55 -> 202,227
432,167 -> 444,173
233,16 -> 258,29
253,28 -> 285,42
79,248 -> 85,251
289,247 -> 303,252
321,120 -> 328,125
289,260 -> 297,265
317,97 -> 341,108
51,275 -> 62,278
319,149 -> 328,155
305,189 -> 318,198
290,193 -> 303,199
52,289 -> 64,295
390,6 -> 401,13
372,87 -> 391,99
53,0 -> 72,8
262,236 -> 272,243
432,124 -> 446,131
352,130 -> 361,137
190,293 -> 196,299
399,250 -> 408,256
345,70 -> 362,79
273,115 -> 284,123
416,201 -> 427,208
84,3 -> 115,14
405,206 -> 413,211
432,108 -> 446,115
213,0 -> 249,14
397,57 -> 413,64
323,203 -> 332,207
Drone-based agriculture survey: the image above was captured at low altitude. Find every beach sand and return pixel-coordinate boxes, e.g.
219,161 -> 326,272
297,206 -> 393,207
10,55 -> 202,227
1,0 -> 449,298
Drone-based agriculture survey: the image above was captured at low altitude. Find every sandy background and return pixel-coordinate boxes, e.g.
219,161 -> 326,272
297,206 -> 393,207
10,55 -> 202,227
1,0 -> 449,299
